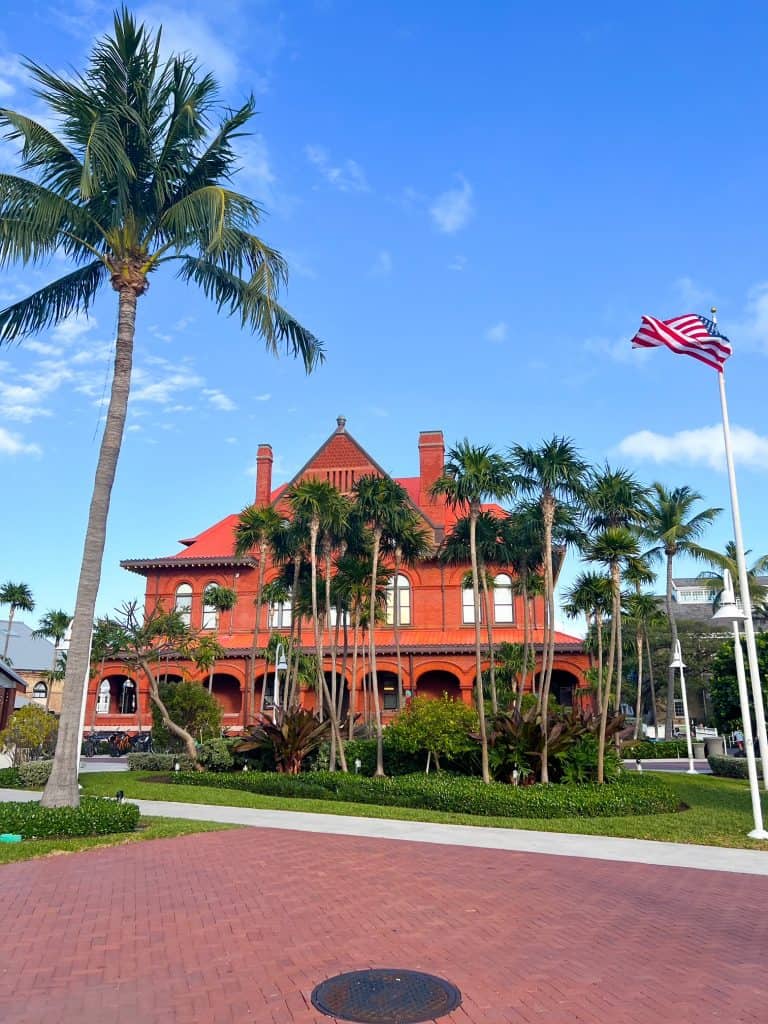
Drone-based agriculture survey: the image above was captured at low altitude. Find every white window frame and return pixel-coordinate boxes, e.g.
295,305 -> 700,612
385,574 -> 411,626
175,583 -> 193,627
96,679 -> 111,715
32,681 -> 48,701
202,582 -> 219,630
462,584 -> 481,624
329,607 -> 351,627
493,573 -> 515,623
269,601 -> 292,629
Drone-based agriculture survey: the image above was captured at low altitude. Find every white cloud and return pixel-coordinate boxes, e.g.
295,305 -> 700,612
0,426 -> 41,457
730,281 -> 768,354
674,276 -> 713,309
616,424 -> 768,472
25,340 -> 63,357
449,255 -> 467,272
52,314 -> 97,345
254,392 -> 271,402
203,388 -> 237,411
225,436 -> 238,445
369,250 -> 392,277
485,321 -> 507,343
584,334 -> 650,365
134,5 -> 240,87
305,145 -> 369,193
430,175 -> 473,233
131,367 -> 204,404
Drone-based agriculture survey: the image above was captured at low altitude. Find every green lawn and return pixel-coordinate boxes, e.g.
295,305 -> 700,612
0,816 -> 235,865
77,771 -> 768,851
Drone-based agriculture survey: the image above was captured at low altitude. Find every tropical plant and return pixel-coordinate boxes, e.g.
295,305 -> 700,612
288,479 -> 348,770
501,505 -> 545,706
390,511 -> 432,707
233,708 -> 333,774
640,484 -> 721,738
386,695 -> 478,772
0,11 -> 323,807
622,591 -> 663,738
493,642 -> 536,709
697,541 -> 768,616
509,437 -> 588,781
234,504 -> 283,715
710,631 -> 768,734
354,473 -> 413,776
201,584 -> 237,691
431,441 -> 515,783
32,609 -> 72,710
0,581 -> 35,661
562,570 -> 612,715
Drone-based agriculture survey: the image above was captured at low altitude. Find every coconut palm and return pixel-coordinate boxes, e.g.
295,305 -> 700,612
353,474 -> 413,776
390,512 -> 432,708
562,571 -> 612,715
509,438 -> 587,782
32,609 -> 72,710
201,584 -> 237,692
0,581 -> 35,661
235,504 -> 284,716
431,442 -> 515,783
697,541 -> 768,616
640,484 -> 721,738
0,12 -> 323,807
623,592 -> 663,739
288,479 -> 347,771
587,527 -> 640,782
500,505 -> 545,707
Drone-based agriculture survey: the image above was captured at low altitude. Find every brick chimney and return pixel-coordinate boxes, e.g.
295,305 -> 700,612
255,444 -> 273,505
418,430 -> 444,508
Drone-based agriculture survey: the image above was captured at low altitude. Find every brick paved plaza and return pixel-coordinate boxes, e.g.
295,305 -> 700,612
1,827 -> 765,1024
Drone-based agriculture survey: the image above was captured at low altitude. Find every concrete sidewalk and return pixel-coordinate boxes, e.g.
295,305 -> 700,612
3,786 -> 767,876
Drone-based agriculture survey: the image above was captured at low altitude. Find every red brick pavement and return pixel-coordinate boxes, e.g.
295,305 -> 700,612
0,827 -> 765,1024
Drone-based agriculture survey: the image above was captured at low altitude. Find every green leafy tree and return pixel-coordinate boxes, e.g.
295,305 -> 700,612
709,632 -> 768,734
563,571 -> 612,716
431,442 -> 515,783
387,695 -> 478,772
0,11 -> 322,807
640,483 -> 721,738
0,581 -> 35,661
32,609 -> 72,710
0,704 -> 57,765
152,681 -> 222,751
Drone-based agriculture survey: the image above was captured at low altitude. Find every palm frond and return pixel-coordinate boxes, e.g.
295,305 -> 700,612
0,259 -> 106,343
0,110 -> 84,198
0,174 -> 106,264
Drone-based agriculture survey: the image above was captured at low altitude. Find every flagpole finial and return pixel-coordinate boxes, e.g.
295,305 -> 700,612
711,305 -> 718,323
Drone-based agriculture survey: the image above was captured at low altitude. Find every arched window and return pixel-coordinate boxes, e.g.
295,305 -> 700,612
175,583 -> 193,627
96,680 -> 111,714
269,600 -> 292,629
462,583 -> 481,623
385,574 -> 411,626
202,582 -> 219,630
493,573 -> 515,623
119,678 -> 136,714
33,682 -> 47,701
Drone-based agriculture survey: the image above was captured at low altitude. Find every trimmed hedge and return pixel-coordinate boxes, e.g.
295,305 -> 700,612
707,755 -> 762,780
127,752 -> 196,772
18,760 -> 52,787
0,797 -> 140,838
169,769 -> 679,819
0,767 -> 22,788
622,740 -> 689,759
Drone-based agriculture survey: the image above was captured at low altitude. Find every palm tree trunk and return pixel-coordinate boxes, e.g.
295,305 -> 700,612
2,605 -> 15,661
517,578 -> 530,712
286,557 -> 301,709
42,288 -> 137,808
646,630 -> 659,736
634,626 -> 644,739
539,497 -> 555,784
470,507 -> 490,784
370,528 -> 385,776
479,560 -> 497,715
664,552 -> 678,739
45,642 -> 57,713
394,550 -> 404,709
349,607 -> 360,740
595,610 -> 604,717
325,548 -> 338,772
310,523 -> 347,770
597,567 -> 620,784
249,540 -> 268,719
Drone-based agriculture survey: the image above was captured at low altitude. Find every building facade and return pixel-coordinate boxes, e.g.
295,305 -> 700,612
88,420 -> 590,735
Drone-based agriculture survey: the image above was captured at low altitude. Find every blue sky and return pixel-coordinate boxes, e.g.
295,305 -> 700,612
2,0 -> 768,632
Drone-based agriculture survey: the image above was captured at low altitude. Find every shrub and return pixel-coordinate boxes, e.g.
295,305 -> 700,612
127,752 -> 196,771
0,705 -> 58,766
0,767 -> 22,787
707,755 -> 762,779
233,709 -> 333,774
151,682 -> 222,752
386,696 -> 478,771
623,740 -> 689,759
557,736 -> 621,785
197,738 -> 234,772
170,769 -> 679,819
18,760 -> 52,787
0,797 -> 140,838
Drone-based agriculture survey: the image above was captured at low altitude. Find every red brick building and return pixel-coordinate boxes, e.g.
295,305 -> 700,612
88,419 -> 589,735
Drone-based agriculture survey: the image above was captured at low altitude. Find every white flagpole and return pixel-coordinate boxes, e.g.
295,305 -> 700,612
713,307 -> 768,788
732,620 -> 767,837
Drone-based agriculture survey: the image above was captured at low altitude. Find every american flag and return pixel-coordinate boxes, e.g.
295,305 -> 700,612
631,314 -> 732,372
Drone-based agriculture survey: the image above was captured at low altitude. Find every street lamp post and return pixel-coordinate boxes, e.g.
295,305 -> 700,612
669,640 -> 696,774
272,642 -> 288,723
713,569 -> 768,839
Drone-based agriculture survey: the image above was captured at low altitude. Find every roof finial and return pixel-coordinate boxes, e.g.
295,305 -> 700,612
336,415 -> 347,432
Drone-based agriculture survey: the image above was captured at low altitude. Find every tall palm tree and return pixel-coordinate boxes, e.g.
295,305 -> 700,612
390,512 -> 432,708
319,491 -> 350,772
32,609 -> 73,710
640,484 -> 721,738
562,571 -> 612,715
587,526 -> 640,782
353,474 -> 413,776
0,581 -> 35,661
201,584 -> 237,691
622,592 -> 662,739
698,541 -> 768,615
0,12 -> 323,807
431,442 -> 515,783
501,505 -> 545,707
288,478 -> 348,771
510,437 -> 587,782
235,504 -> 284,717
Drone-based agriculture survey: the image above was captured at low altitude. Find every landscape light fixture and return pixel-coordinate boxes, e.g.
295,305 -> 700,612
668,640 -> 696,774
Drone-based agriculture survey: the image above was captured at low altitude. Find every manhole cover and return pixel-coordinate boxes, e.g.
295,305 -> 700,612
311,968 -> 461,1023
